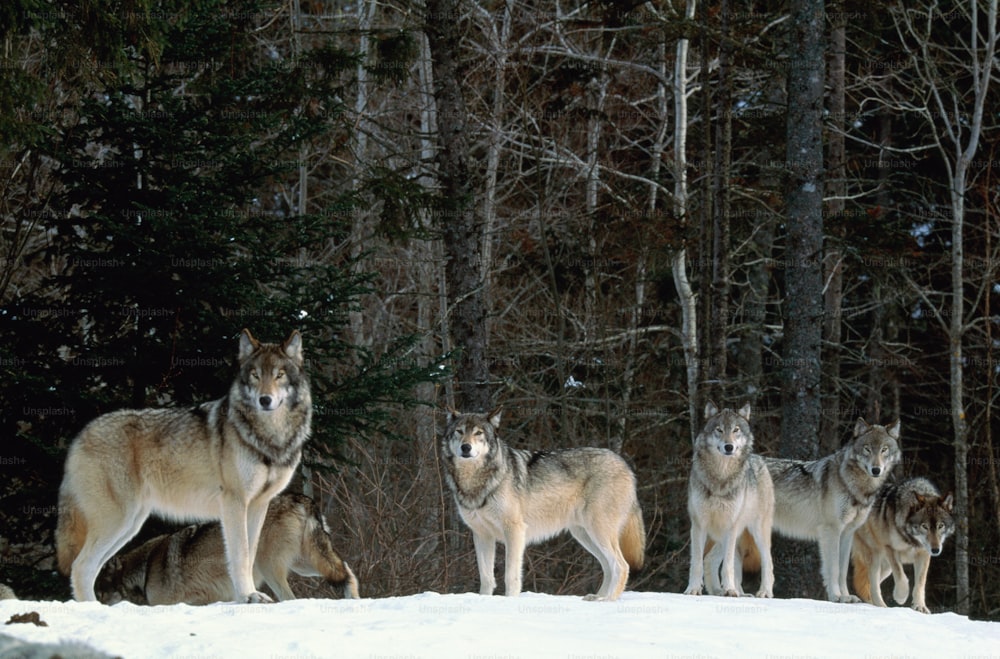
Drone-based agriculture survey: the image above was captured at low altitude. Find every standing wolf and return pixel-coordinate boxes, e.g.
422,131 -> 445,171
852,477 -> 954,613
441,409 -> 645,601
56,329 -> 311,603
685,402 -> 774,598
752,418 -> 900,603
96,493 -> 359,605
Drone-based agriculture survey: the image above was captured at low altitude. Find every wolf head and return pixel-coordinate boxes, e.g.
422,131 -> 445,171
907,487 -> 955,557
698,401 -> 753,458
443,408 -> 502,461
236,329 -> 307,413
851,418 -> 901,478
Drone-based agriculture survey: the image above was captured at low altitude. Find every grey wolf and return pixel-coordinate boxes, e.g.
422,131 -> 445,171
685,402 -> 774,598
752,417 -> 900,602
95,493 -> 359,605
441,408 -> 645,601
56,329 -> 311,603
852,477 -> 953,613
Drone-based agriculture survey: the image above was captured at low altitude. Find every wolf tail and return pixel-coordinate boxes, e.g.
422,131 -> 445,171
851,550 -> 873,604
620,503 -> 646,572
340,562 -> 361,599
56,489 -> 87,576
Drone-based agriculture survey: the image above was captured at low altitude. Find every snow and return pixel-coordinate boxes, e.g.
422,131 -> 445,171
2,592 -> 999,658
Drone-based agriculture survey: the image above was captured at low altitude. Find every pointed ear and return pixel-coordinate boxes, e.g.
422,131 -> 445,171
738,403 -> 752,421
445,404 -> 459,424
886,419 -> 901,440
914,493 -> 927,507
239,328 -> 259,361
283,330 -> 303,363
943,493 -> 954,512
704,400 -> 719,419
854,417 -> 870,436
488,406 -> 503,428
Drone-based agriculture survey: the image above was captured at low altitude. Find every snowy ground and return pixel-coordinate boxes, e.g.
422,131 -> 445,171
2,591 -> 999,658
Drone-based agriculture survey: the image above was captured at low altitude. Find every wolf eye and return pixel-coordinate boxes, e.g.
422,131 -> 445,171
276,370 -> 285,380
249,370 -> 259,381
474,429 -> 484,436
880,446 -> 888,454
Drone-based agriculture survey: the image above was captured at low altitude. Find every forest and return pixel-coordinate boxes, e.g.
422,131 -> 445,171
1,0 -> 998,620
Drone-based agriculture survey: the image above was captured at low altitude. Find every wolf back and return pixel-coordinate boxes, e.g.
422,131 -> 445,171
852,477 -> 954,613
442,409 -> 645,601
96,493 -> 359,605
56,329 -> 311,604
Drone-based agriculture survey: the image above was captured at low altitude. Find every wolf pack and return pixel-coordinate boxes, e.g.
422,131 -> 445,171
43,329 -> 954,614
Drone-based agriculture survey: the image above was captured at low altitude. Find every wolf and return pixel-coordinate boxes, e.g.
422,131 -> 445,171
851,477 -> 954,613
733,417 -> 901,603
684,402 -> 774,598
441,408 -> 645,601
95,493 -> 359,605
56,329 -> 311,604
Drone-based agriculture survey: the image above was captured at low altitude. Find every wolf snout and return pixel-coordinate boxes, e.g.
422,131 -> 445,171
460,443 -> 474,457
930,546 -> 942,556
870,466 -> 881,476
258,395 -> 275,410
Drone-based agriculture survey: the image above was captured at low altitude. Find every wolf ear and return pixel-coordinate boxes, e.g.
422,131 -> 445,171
854,417 -> 870,436
886,419 -> 901,440
942,493 -> 954,512
239,328 -> 259,361
738,403 -> 751,421
488,407 -> 503,428
704,400 -> 719,419
444,404 -> 459,424
283,330 -> 304,363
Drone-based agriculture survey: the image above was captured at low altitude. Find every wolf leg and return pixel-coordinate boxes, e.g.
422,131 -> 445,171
502,521 -> 526,597
472,532 -> 497,595
909,553 -> 930,613
71,504 -> 148,602
747,523 -> 774,598
220,494 -> 272,603
836,529 -> 861,603
684,521 -> 708,595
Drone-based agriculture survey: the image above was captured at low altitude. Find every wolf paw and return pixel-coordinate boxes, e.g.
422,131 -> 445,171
893,582 -> 910,605
754,590 -> 773,599
683,586 -> 703,596
911,603 -> 930,614
245,591 -> 274,604
722,589 -> 740,597
835,594 -> 862,604
583,594 -> 609,602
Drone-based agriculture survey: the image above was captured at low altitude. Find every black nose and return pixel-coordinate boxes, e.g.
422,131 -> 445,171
724,444 -> 734,454
259,395 -> 272,408
460,443 -> 472,456
931,547 -> 942,556
871,466 -> 881,476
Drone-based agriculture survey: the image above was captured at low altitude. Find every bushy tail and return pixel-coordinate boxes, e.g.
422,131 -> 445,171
340,562 -> 361,599
851,551 -> 873,604
620,503 -> 646,572
56,490 -> 87,576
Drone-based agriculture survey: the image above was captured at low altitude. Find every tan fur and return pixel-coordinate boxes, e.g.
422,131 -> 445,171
96,493 -> 359,605
56,329 -> 311,603
442,409 -> 645,602
851,478 -> 954,613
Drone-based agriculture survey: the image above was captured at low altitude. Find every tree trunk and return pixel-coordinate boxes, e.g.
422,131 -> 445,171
820,5 -> 846,455
776,0 -> 826,601
424,0 -> 491,413
780,0 -> 825,461
707,0 -> 731,405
